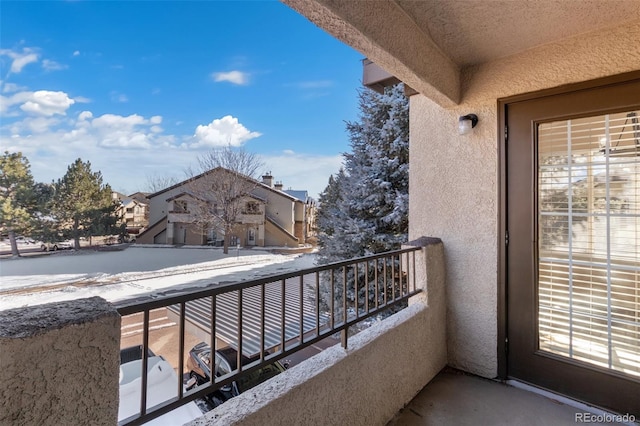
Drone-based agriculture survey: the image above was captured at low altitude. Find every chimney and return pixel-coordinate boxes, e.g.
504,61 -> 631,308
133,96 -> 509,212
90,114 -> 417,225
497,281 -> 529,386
274,181 -> 283,190
262,172 -> 274,187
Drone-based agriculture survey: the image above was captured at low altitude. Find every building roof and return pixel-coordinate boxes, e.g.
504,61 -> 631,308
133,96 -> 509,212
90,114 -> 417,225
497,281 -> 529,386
148,167 -> 299,202
128,191 -> 150,203
283,190 -> 309,202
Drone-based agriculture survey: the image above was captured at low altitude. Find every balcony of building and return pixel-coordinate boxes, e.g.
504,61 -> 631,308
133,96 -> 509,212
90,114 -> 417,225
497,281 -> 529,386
3,237 -> 633,426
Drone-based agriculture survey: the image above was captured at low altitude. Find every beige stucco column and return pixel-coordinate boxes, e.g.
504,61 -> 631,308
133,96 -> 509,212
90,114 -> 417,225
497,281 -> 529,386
0,297 -> 121,425
166,220 -> 175,244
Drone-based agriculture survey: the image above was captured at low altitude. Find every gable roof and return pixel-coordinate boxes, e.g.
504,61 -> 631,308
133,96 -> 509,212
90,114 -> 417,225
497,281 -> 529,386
148,166 -> 299,202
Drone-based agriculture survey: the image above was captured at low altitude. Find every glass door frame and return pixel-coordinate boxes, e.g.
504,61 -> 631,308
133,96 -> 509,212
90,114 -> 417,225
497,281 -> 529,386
497,71 -> 640,416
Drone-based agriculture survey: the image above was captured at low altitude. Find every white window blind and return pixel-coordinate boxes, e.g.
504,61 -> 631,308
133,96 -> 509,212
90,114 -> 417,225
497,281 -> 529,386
538,110 -> 640,378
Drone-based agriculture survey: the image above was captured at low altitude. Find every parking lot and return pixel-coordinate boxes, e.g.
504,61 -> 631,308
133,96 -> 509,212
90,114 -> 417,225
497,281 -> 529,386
120,307 -> 340,381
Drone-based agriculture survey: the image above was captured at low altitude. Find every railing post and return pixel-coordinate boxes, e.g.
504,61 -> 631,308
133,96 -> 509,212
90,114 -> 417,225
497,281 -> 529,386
403,237 -> 444,305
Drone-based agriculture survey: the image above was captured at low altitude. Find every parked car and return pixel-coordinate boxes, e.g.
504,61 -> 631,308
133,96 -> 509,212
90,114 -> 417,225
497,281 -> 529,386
186,342 -> 287,408
15,236 -> 36,245
41,240 -> 74,251
120,344 -> 156,365
119,345 -> 202,424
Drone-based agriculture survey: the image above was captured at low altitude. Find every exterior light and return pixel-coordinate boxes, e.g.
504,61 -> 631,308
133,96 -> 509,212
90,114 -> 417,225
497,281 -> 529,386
459,114 -> 478,135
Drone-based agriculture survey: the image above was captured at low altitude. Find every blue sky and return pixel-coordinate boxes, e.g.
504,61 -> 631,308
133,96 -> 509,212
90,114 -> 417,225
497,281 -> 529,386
0,1 -> 365,198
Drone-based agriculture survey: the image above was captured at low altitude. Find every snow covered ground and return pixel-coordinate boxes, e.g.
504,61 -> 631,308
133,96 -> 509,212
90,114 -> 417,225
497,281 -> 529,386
0,245 -> 317,310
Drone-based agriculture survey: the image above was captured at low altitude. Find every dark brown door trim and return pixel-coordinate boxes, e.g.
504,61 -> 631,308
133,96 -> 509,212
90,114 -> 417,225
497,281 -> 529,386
497,70 -> 640,385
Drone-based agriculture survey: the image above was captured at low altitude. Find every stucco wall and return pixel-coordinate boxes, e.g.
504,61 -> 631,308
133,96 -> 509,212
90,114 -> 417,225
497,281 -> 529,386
261,189 -> 296,234
264,218 -> 299,247
187,239 -> 446,426
408,20 -> 640,378
0,297 -> 120,425
148,185 -> 186,226
409,97 -> 497,377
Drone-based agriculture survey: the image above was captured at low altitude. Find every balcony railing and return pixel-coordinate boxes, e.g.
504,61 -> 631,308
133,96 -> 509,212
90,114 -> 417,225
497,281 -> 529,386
115,246 -> 422,425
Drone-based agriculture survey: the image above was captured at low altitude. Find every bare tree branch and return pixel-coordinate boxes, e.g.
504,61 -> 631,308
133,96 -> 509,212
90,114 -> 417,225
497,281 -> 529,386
185,145 -> 264,254
145,173 -> 180,193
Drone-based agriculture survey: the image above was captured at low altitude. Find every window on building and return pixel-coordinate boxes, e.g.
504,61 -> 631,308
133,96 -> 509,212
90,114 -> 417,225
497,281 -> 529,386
244,201 -> 261,214
174,200 -> 188,212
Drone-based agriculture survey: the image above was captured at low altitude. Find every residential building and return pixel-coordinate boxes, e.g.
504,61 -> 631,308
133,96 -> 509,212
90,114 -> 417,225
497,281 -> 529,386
136,168 -> 316,247
113,192 -> 149,236
2,2 -> 639,425
282,186 -> 317,246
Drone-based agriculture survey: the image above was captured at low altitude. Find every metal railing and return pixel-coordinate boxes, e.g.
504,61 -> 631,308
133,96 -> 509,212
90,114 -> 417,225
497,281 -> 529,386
115,246 -> 422,425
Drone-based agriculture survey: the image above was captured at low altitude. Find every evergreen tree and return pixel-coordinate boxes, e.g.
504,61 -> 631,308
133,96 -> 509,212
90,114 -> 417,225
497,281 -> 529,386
316,84 -> 409,317
0,151 -> 37,257
316,169 -> 352,263
30,181 -> 58,244
317,83 -> 409,262
51,158 -> 116,247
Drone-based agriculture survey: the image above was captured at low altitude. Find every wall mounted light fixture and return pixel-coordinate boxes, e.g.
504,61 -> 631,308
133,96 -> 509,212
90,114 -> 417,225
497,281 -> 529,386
459,114 -> 478,135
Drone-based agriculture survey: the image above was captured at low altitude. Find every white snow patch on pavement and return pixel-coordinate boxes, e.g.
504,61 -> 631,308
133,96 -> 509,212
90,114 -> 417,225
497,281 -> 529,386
0,246 -> 317,310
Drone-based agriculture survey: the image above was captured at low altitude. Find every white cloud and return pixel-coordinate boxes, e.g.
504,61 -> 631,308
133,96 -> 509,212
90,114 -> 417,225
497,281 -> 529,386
88,113 -> 170,149
0,91 -> 31,116
42,59 -> 68,71
78,111 -> 93,121
74,96 -> 91,103
1,90 -> 75,117
19,90 -> 75,116
2,82 -> 28,94
0,47 -> 39,73
191,115 -> 261,148
0,99 -> 5,116
110,92 -> 129,103
8,116 -> 61,134
92,113 -> 147,129
3,123 -> 188,194
4,110 -> 171,149
212,70 -> 249,85
73,51 -> 80,56
1,106 -> 339,198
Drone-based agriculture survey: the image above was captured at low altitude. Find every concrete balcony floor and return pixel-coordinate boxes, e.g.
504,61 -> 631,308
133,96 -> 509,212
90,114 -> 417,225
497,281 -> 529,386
387,368 -> 628,426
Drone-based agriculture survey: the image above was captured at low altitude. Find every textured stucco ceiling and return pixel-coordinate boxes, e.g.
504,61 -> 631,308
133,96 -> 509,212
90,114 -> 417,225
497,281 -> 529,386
283,0 -> 640,105
394,0 -> 640,66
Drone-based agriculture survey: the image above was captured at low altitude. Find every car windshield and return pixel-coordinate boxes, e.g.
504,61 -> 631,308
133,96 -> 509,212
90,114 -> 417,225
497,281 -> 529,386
235,363 -> 284,393
196,350 -> 212,373
214,353 -> 231,377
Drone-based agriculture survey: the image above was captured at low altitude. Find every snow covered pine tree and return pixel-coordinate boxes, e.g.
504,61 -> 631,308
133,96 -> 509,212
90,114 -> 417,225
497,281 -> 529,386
316,83 -> 409,319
